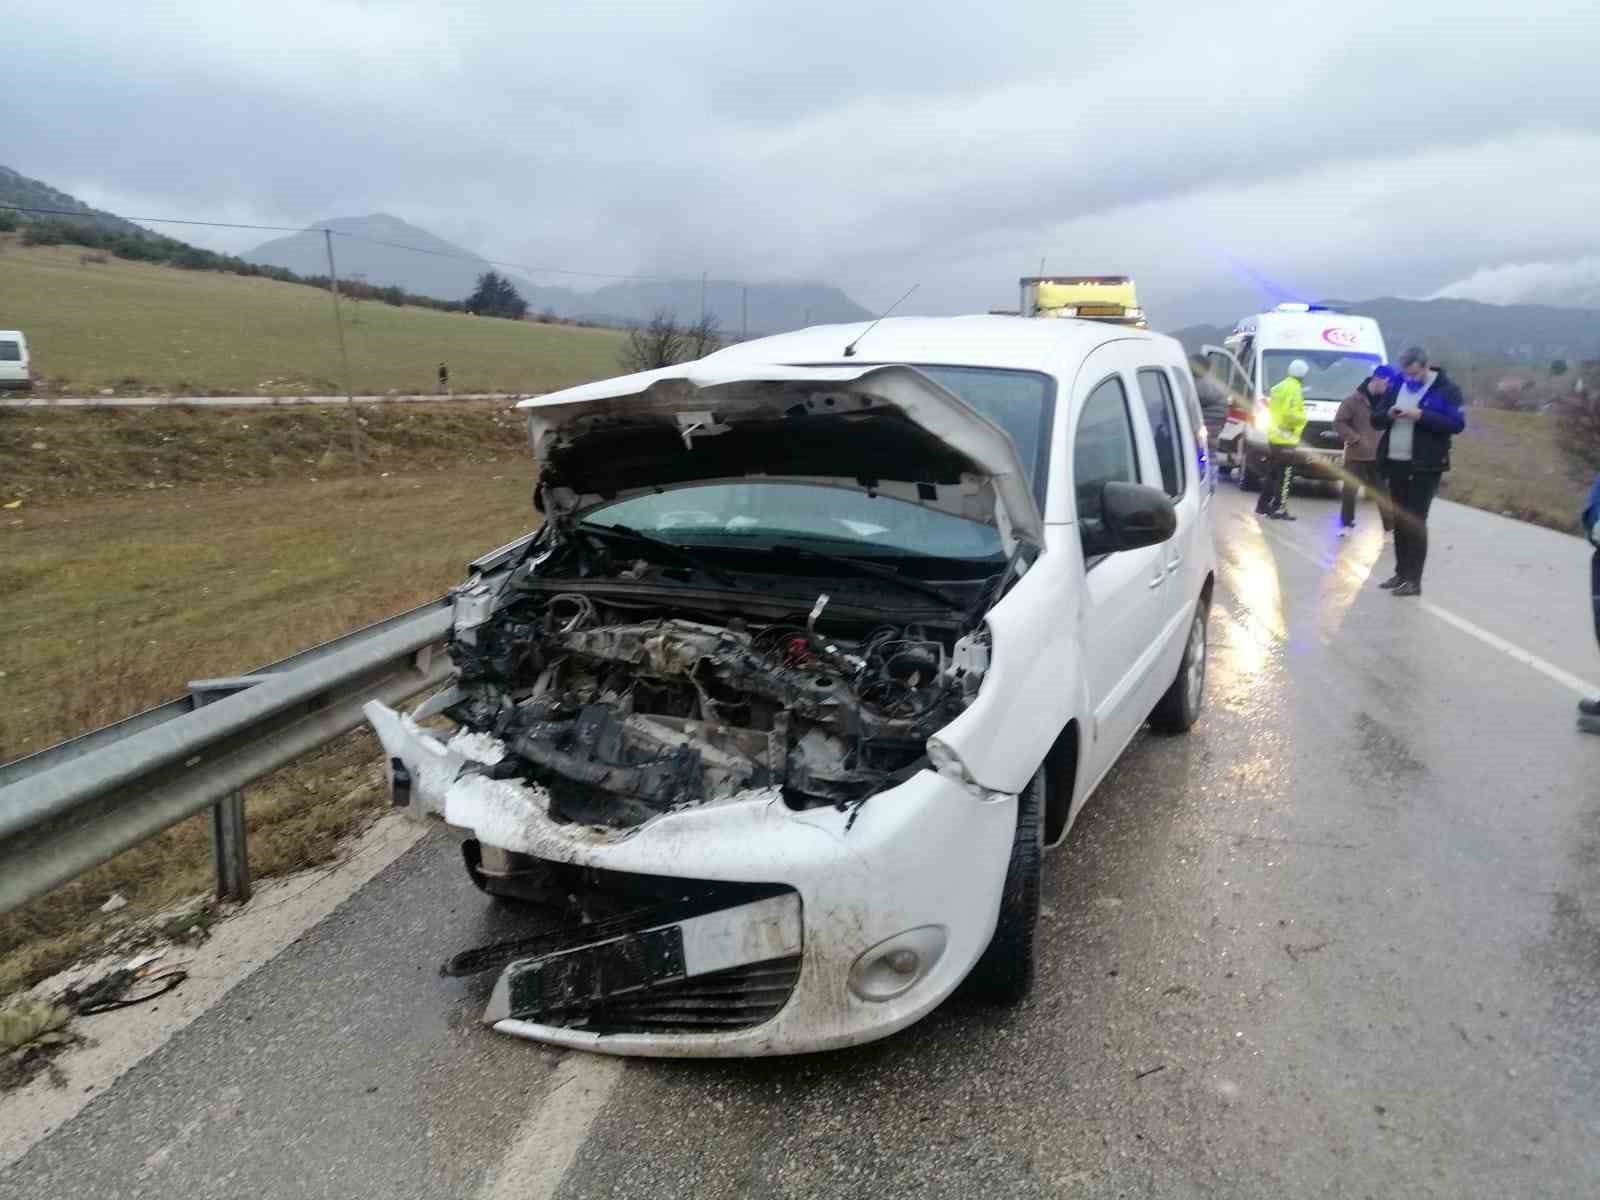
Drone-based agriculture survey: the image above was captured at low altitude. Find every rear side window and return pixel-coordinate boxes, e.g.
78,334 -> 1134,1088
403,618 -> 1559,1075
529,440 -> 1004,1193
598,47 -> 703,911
1073,375 -> 1139,536
1137,368 -> 1187,498
0,341 -> 19,362
1205,351 -> 1237,399
1173,367 -> 1201,430
1174,368 -> 1212,488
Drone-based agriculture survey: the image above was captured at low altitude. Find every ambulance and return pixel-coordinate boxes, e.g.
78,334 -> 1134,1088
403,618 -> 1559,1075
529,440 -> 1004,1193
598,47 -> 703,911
1206,304 -> 1388,490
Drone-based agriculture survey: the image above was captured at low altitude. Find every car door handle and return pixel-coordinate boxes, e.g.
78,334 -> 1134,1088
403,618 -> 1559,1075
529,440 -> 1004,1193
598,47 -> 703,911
1165,554 -> 1184,577
1147,571 -> 1165,589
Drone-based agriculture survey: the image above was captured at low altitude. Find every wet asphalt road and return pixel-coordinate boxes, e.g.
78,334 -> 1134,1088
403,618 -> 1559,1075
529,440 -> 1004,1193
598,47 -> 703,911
4,485 -> 1597,1199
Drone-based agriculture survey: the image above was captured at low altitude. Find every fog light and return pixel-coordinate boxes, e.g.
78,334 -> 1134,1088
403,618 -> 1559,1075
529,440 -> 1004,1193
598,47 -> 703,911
848,926 -> 947,1002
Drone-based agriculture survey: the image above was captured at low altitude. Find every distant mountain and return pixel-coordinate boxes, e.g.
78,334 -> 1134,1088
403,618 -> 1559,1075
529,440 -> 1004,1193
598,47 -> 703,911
243,214 -> 572,311
1169,296 -> 1600,365
244,214 -> 872,332
0,165 -> 147,236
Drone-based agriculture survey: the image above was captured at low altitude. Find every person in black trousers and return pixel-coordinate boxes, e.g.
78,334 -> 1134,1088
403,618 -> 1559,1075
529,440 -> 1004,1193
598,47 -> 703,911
1371,347 -> 1467,597
1334,364 -> 1401,536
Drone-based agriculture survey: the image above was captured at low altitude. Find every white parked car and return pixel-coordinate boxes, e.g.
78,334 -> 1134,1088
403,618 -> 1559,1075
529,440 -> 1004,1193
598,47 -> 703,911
0,330 -> 30,390
367,315 -> 1217,1057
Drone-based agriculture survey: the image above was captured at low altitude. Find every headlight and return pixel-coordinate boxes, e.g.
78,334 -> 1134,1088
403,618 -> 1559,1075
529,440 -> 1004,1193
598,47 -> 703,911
848,927 -> 948,1002
1251,408 -> 1271,433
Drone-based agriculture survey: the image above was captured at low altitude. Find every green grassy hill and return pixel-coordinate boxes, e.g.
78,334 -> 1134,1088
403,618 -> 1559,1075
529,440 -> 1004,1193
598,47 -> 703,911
0,236 -> 628,396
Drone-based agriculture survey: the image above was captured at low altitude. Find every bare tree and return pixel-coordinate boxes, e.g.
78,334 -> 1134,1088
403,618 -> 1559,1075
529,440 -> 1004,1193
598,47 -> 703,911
620,309 -> 693,372
685,312 -> 722,360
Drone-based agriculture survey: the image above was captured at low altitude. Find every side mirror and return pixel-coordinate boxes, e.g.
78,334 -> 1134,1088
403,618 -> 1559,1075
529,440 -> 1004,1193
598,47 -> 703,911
1081,481 -> 1177,557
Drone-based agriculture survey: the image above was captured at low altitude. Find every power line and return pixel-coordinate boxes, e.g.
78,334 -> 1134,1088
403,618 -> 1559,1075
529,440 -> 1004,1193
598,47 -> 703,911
0,203 -> 307,234
0,201 -> 745,287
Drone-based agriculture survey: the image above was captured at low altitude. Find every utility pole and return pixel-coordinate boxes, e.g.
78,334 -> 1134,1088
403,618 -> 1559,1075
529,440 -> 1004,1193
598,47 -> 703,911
323,228 -> 363,468
741,286 -> 748,340
700,271 -> 708,324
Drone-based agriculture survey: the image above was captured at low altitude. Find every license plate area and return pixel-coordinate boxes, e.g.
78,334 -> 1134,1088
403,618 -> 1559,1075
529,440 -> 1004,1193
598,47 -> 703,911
507,925 -> 687,1017
487,892 -> 804,1028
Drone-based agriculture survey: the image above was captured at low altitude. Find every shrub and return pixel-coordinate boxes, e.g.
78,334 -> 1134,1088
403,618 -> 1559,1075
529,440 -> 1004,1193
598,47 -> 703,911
1556,383 -> 1600,475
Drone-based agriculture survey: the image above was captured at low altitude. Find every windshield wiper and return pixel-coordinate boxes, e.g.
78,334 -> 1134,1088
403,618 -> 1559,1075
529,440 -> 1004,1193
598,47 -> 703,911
577,521 -> 744,589
770,544 -> 962,610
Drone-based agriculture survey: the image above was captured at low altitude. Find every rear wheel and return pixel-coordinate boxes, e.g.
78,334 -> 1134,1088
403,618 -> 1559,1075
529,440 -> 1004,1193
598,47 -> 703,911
968,770 -> 1043,1004
1150,599 -> 1209,733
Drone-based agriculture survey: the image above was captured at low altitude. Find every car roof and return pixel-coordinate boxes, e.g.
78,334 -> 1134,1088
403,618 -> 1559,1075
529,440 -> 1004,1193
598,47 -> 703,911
704,314 -> 1172,374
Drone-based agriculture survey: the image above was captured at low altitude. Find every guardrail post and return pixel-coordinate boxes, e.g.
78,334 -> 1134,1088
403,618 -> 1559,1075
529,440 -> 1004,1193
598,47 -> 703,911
191,676 -> 271,903
211,790 -> 252,902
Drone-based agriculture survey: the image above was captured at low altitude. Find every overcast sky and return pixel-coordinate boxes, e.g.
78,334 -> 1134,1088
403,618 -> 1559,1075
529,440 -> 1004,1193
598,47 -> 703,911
10,0 -> 1599,326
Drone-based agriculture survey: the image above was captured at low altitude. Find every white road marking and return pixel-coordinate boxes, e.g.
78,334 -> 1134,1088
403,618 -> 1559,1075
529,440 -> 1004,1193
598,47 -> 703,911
479,1052 -> 627,1200
1419,600 -> 1600,698
1241,511 -> 1600,699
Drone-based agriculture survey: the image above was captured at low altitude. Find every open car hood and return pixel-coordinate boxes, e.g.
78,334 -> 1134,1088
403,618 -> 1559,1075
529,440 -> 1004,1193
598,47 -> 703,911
516,363 -> 1044,549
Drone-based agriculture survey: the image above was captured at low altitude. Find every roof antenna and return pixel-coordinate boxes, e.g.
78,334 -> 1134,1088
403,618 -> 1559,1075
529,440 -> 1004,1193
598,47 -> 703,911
843,284 -> 919,357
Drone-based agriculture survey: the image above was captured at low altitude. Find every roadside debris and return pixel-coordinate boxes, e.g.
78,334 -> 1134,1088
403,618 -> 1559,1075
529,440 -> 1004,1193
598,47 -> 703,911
0,1001 -> 77,1093
57,963 -> 188,1016
0,1001 -> 72,1053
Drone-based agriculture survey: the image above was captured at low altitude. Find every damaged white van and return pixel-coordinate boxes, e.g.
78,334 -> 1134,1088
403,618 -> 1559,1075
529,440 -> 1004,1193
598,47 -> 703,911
366,316 -> 1216,1057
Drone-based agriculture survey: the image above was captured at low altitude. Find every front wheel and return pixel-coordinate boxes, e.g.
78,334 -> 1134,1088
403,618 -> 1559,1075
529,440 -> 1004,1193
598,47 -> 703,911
1150,599 -> 1209,734
967,770 -> 1043,1004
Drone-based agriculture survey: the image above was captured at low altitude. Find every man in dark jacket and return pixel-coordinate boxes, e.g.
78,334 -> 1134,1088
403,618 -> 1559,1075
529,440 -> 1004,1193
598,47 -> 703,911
1372,346 -> 1467,596
1334,364 -> 1400,536
1579,473 -> 1600,735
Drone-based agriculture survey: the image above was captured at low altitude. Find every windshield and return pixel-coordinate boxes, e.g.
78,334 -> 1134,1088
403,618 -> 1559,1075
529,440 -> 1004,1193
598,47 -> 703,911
584,365 -> 1051,564
912,365 -> 1053,499
1261,349 -> 1381,402
0,341 -> 19,362
587,483 -> 1004,563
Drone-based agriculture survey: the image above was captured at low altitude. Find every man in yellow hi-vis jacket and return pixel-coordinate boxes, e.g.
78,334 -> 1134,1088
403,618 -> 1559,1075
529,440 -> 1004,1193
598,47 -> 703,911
1255,358 -> 1310,520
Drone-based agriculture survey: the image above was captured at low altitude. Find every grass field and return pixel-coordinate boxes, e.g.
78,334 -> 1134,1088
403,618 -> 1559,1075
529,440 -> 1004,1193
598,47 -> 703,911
1,397 -> 531,504
0,468 -> 541,998
1443,407 -> 1582,532
0,236 -> 628,396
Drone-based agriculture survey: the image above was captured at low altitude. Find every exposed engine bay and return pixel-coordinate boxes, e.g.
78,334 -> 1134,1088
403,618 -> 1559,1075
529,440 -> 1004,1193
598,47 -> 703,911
439,562 -> 992,829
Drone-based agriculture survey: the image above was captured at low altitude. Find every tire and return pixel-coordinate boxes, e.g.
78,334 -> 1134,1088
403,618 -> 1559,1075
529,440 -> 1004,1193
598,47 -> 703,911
1150,598 -> 1209,734
968,769 -> 1043,1004
1239,460 -> 1261,492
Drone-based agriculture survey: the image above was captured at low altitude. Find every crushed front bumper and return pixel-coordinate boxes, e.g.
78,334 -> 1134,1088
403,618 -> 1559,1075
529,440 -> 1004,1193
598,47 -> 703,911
366,701 -> 1017,1057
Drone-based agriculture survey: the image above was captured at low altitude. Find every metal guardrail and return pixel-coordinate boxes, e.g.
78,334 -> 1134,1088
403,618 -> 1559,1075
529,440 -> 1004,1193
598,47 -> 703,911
0,599 -> 456,913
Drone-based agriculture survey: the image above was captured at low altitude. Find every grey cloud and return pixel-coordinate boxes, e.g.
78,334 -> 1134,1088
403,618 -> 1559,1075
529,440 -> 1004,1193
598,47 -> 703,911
9,0 -> 1600,327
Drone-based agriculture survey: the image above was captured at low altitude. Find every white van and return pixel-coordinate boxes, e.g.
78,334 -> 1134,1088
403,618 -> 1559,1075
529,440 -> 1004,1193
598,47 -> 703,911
0,331 -> 31,390
1207,305 -> 1387,490
367,316 -> 1218,1057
